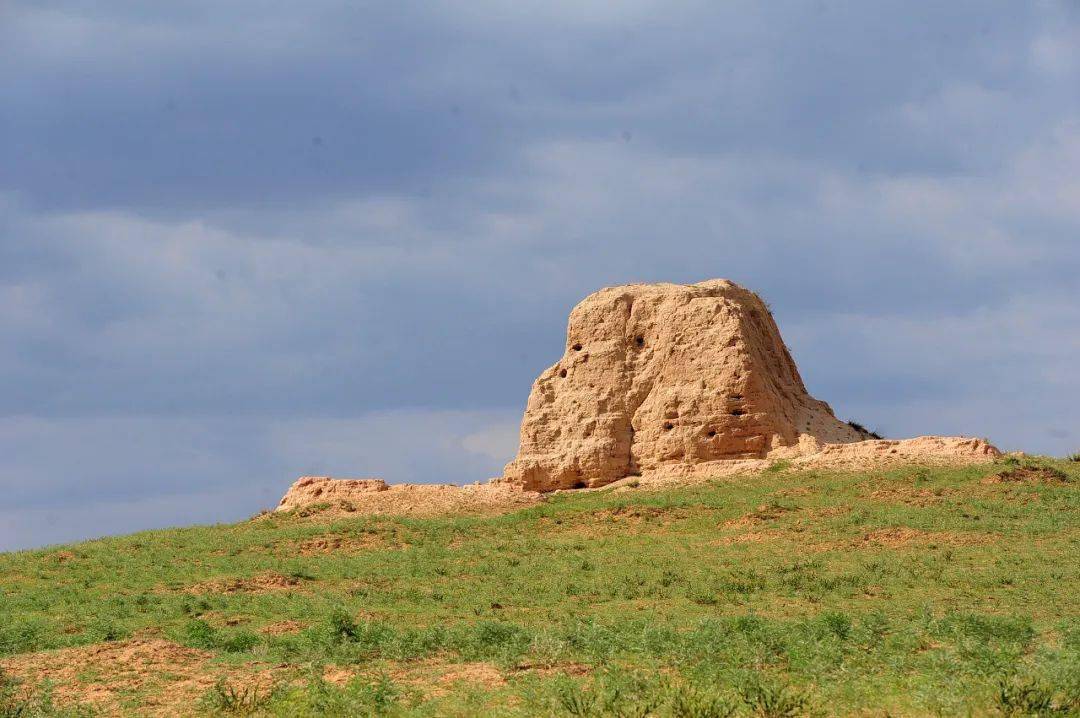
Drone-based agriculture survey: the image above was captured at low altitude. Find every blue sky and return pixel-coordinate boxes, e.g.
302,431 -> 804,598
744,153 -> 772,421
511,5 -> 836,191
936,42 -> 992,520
2,1 -> 1078,551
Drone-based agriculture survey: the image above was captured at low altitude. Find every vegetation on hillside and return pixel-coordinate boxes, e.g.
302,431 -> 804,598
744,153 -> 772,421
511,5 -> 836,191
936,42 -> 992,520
1,456 -> 1078,716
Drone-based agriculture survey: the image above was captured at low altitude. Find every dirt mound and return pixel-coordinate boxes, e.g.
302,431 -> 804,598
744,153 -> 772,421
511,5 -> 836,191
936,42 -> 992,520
501,280 -> 866,491
260,620 -> 307,635
791,436 -> 1000,470
276,476 -> 542,517
276,476 -> 389,511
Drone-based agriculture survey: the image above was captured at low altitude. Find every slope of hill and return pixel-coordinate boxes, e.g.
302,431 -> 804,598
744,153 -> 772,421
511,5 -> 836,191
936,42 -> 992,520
2,456 -> 1078,716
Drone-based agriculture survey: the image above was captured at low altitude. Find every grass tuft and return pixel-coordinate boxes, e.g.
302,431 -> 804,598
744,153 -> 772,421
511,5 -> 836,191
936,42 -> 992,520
846,421 -> 884,440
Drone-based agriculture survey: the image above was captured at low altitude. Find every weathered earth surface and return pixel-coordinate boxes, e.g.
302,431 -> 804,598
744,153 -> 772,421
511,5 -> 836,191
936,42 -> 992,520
276,476 -> 542,516
276,279 -> 1000,510
501,279 -> 871,491
276,476 -> 389,512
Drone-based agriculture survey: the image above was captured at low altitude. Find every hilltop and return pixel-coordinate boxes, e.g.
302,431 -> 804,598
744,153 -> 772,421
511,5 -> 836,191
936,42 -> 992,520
2,455 -> 1078,716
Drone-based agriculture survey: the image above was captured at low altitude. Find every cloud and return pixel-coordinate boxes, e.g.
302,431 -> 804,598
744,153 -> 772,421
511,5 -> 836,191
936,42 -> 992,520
1,1 -> 1064,213
1,1 -> 1078,550
0,408 -> 520,550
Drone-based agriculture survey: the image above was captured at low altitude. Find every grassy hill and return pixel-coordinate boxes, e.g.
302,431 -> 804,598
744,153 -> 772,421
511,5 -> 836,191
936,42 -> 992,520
2,456 -> 1078,717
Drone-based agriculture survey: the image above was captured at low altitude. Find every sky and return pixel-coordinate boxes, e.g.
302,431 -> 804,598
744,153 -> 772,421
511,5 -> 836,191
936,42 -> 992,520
2,1 -> 1078,552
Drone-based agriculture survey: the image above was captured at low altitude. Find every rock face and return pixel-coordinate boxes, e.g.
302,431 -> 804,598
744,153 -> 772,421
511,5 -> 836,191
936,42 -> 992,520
276,476 -> 388,512
501,280 -> 867,491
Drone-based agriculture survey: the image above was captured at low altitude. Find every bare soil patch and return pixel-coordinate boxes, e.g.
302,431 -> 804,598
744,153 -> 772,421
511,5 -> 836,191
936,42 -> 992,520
716,530 -> 783,545
260,620 -> 307,636
187,571 -> 305,594
865,486 -> 953,506
295,532 -> 393,555
0,639 -> 216,715
722,503 -> 796,529
984,466 -> 1069,485
857,527 -> 998,548
437,662 -> 506,690
592,505 -> 694,524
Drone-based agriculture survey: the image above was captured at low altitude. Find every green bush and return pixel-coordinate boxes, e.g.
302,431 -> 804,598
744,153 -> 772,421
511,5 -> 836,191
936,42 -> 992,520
200,678 -> 276,715
738,676 -> 813,718
177,619 -> 259,654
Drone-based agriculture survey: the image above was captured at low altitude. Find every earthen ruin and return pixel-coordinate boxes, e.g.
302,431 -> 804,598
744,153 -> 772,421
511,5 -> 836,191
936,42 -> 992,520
277,279 -> 999,511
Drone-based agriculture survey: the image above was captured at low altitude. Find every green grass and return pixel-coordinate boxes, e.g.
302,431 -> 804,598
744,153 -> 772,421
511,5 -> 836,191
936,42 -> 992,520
1,457 -> 1078,716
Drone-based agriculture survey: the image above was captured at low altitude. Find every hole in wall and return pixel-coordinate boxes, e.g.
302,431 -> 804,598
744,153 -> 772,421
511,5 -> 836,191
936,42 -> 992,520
707,430 -> 716,438
572,481 -> 587,489
635,336 -> 645,347
572,343 -> 582,351
559,369 -> 567,378
730,409 -> 746,417
663,422 -> 674,431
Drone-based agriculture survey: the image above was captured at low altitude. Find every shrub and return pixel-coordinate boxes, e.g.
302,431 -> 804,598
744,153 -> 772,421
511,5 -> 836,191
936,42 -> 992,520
257,673 -> 403,715
669,685 -> 737,718
995,676 -> 1058,716
327,608 -> 359,642
846,421 -> 883,440
739,677 -> 813,718
180,619 -> 219,650
555,682 -> 596,717
200,678 -> 276,715
177,619 -> 259,654
819,611 -> 852,641
459,620 -> 532,661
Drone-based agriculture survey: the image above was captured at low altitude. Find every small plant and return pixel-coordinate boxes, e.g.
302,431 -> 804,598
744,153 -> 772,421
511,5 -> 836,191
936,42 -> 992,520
556,682 -> 597,717
177,619 -> 259,654
1067,452 -> 1080,463
180,619 -> 219,650
739,677 -> 812,718
200,678 -> 275,715
217,631 -> 260,654
669,685 -> 737,718
846,421 -> 883,440
0,671 -> 90,718
995,675 -> 1057,716
296,502 -> 331,518
327,608 -> 360,642
820,610 -> 852,640
0,670 -> 30,718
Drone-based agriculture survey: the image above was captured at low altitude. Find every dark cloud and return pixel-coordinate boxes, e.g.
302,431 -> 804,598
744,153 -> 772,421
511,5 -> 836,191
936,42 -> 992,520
1,1 -> 1078,550
2,1 -> 1066,212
